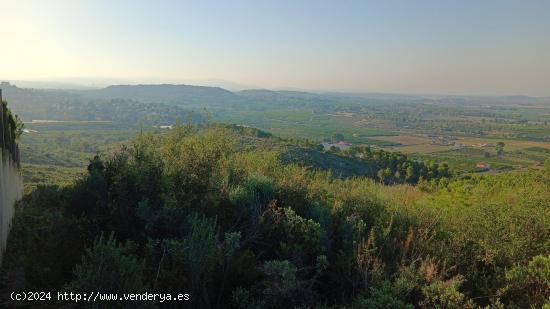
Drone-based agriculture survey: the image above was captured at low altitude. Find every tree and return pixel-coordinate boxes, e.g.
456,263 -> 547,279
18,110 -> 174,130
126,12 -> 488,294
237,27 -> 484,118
377,168 -> 392,184
437,163 -> 450,178
332,133 -> 345,142
14,114 -> 24,140
406,165 -> 415,181
496,141 -> 505,157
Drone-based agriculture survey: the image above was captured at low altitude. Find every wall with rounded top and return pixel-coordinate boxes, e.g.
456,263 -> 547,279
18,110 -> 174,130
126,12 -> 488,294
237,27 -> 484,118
0,149 -> 22,265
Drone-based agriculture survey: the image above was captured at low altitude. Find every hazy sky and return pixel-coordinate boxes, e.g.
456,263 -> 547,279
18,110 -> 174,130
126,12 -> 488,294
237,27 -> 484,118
1,0 -> 549,95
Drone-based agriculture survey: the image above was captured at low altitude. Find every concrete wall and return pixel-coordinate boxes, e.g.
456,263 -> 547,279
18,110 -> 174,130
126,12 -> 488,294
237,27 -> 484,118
0,150 -> 23,265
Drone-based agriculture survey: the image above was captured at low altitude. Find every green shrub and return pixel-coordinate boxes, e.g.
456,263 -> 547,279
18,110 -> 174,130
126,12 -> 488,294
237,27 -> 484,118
68,233 -> 147,294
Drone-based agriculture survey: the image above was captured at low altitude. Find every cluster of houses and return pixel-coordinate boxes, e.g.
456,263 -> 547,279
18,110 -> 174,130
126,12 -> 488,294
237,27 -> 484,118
320,135 -> 496,173
429,135 -> 468,148
428,135 -> 495,149
428,135 -> 457,146
472,143 -> 496,148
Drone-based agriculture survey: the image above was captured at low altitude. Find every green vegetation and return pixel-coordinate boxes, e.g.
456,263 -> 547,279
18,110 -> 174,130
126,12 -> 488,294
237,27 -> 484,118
1,84 -> 550,307
17,122 -> 139,192
4,82 -> 550,175
344,146 -> 450,184
2,125 -> 548,308
1,98 -> 23,162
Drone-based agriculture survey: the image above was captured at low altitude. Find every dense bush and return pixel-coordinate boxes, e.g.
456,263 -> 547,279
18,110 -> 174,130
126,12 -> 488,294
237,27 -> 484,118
2,124 -> 549,308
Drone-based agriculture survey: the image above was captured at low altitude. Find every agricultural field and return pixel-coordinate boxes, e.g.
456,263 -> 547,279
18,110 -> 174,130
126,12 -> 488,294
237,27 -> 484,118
4,82 -> 550,179
219,109 -> 396,143
18,121 -> 141,191
368,133 -> 550,172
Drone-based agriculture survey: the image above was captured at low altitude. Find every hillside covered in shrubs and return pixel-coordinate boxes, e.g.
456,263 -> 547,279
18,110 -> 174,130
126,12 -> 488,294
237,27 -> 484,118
2,124 -> 549,308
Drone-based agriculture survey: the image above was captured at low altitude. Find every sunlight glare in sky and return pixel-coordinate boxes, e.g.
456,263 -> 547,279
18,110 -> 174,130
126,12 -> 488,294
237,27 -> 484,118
1,0 -> 549,95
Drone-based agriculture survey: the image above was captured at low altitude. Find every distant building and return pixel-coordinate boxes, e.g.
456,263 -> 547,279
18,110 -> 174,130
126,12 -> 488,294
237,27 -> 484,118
153,125 -> 173,129
336,141 -> 352,147
475,162 -> 491,171
321,141 -> 352,151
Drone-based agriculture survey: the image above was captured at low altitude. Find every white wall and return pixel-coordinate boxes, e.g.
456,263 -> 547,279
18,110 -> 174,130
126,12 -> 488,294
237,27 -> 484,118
0,150 -> 23,265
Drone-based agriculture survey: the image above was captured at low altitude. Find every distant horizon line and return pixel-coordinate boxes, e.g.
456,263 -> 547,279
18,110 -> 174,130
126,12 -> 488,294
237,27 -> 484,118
1,79 -> 549,99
